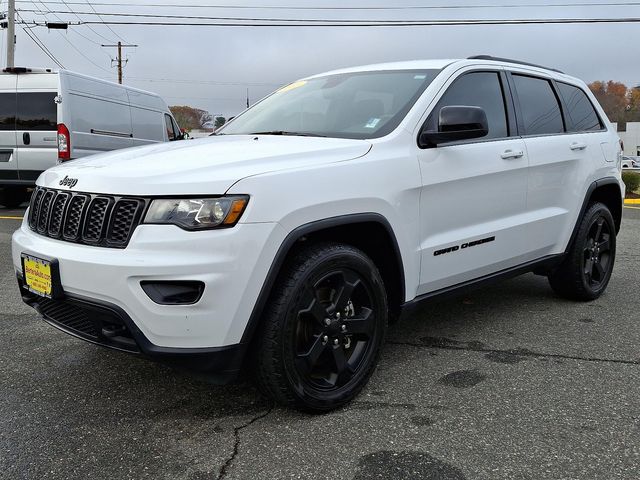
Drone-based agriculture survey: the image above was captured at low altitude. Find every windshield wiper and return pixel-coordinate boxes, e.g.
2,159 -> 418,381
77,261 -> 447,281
248,130 -> 327,138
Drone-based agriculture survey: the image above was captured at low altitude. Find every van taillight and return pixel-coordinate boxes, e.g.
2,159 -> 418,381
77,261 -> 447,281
57,123 -> 70,161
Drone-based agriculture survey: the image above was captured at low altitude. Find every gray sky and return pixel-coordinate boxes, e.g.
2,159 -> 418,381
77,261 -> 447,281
1,0 -> 639,117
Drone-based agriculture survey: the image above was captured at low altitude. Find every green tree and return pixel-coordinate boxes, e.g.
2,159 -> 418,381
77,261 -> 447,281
214,116 -> 226,129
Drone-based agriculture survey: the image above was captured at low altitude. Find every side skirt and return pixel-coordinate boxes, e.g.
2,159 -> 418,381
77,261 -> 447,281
399,254 -> 565,320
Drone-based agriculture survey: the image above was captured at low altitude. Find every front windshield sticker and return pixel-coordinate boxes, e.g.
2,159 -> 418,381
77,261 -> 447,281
278,80 -> 307,93
365,118 -> 381,129
414,74 -> 427,79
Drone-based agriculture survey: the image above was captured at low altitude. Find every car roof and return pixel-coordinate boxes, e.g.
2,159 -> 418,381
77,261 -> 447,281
305,58 -> 575,82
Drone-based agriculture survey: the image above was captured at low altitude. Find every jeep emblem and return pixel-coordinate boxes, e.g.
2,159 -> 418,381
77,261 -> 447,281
59,175 -> 78,188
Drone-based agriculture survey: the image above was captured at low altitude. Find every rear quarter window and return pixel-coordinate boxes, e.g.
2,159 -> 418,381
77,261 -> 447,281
557,82 -> 603,132
16,92 -> 57,131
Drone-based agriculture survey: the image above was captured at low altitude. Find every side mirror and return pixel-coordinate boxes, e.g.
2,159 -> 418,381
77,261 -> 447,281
419,105 -> 489,147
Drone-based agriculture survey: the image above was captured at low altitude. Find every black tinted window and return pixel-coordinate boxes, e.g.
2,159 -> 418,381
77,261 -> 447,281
557,82 -> 602,132
427,72 -> 508,141
16,92 -> 57,131
0,93 -> 16,131
512,75 -> 564,135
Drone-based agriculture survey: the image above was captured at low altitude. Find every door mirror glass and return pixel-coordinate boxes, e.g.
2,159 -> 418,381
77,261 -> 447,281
420,105 -> 489,147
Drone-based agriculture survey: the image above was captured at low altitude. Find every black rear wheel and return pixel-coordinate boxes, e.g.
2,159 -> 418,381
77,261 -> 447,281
254,242 -> 387,412
548,202 -> 616,300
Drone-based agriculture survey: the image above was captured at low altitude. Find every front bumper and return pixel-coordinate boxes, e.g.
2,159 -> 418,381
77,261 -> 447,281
12,219 -> 285,350
18,280 -> 246,381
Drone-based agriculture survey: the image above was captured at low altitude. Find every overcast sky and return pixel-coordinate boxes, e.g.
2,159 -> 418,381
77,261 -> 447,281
1,0 -> 639,117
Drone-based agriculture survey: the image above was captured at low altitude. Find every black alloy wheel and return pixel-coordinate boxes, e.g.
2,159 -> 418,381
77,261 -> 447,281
548,202 -> 616,301
582,215 -> 612,288
293,268 -> 377,391
254,242 -> 387,412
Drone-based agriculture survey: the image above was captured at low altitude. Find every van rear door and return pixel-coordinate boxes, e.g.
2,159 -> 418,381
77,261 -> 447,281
15,75 -> 58,181
0,75 -> 18,184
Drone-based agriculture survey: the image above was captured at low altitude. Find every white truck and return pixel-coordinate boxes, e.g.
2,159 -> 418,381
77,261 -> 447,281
13,57 -> 624,411
0,67 -> 182,207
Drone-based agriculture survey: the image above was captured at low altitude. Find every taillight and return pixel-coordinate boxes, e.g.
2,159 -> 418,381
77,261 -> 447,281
57,123 -> 70,161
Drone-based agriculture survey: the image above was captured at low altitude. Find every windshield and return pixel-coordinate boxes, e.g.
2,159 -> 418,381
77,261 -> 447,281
218,69 -> 440,140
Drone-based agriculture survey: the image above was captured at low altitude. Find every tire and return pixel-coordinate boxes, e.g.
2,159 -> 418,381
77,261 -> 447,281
254,242 -> 388,412
0,187 -> 29,209
548,202 -> 616,301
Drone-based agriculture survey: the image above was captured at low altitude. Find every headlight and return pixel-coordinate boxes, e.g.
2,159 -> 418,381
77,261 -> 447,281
143,196 -> 249,230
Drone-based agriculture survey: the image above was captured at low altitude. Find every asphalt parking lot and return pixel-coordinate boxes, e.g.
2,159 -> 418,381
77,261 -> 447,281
1,204 -> 639,480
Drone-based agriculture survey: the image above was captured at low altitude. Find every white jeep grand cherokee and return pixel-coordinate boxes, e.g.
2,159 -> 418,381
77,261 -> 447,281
13,56 -> 624,411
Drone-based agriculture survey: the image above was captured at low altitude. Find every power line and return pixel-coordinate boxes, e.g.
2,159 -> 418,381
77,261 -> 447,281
14,1 -> 640,10
83,0 -> 128,43
20,25 -> 65,67
33,17 -> 640,27
16,8 -> 640,24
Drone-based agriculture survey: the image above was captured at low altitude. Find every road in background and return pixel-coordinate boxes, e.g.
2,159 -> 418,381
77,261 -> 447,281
1,206 -> 639,480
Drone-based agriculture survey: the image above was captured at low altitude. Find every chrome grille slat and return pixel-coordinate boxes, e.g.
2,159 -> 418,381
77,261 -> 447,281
28,187 -> 146,249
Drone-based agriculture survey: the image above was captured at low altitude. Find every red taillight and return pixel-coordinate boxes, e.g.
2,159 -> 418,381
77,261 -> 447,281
57,123 -> 70,161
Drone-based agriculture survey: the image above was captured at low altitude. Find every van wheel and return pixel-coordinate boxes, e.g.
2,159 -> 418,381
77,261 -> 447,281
254,242 -> 387,412
0,187 -> 29,208
548,202 -> 616,301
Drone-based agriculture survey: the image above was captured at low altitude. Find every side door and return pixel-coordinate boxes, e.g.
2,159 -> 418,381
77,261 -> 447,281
416,69 -> 530,295
0,78 -> 18,183
508,72 -> 596,256
15,89 -> 58,181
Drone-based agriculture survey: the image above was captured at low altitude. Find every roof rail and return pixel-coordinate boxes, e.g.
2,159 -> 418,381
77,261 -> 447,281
467,55 -> 564,74
2,67 -> 55,74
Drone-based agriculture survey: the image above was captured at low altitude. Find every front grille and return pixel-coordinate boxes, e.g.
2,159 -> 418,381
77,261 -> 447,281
28,187 -> 147,248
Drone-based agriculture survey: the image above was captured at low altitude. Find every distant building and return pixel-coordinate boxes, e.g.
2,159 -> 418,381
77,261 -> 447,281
613,122 -> 640,156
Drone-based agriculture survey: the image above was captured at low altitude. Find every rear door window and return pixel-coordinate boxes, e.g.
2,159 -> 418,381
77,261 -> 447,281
16,92 -> 57,131
557,82 -> 603,132
512,75 -> 564,136
0,92 -> 17,131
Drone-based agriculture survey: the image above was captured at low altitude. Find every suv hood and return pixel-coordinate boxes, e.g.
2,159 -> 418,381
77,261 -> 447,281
39,135 -> 372,195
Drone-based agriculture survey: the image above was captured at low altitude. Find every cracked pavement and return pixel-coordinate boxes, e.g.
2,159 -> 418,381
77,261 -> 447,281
1,206 -> 639,480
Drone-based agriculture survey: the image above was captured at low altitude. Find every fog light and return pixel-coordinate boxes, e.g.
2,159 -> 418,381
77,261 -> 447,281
141,281 -> 205,305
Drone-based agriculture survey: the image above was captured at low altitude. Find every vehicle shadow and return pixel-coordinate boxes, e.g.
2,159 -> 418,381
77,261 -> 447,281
26,273 -> 560,420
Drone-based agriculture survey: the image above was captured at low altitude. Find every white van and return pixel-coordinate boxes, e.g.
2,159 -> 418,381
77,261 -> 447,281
0,67 -> 182,207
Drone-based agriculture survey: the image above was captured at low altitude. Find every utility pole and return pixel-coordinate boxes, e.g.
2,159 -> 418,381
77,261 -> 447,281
6,0 -> 15,67
101,41 -> 137,84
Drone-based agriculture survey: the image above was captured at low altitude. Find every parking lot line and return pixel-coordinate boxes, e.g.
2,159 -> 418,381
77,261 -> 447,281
624,206 -> 640,210
0,216 -> 23,220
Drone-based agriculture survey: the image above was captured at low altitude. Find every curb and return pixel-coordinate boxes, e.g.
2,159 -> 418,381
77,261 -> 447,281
624,199 -> 640,205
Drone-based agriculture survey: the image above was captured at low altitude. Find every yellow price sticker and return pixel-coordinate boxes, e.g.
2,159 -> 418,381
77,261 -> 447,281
277,80 -> 307,93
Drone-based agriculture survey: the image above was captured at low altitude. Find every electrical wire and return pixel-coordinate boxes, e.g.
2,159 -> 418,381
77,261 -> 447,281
83,0 -> 129,44
48,17 -> 640,27
16,8 -> 640,24
20,25 -> 65,67
14,1 -> 640,10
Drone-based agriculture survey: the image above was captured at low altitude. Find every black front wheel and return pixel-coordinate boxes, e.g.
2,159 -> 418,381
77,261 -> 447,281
548,202 -> 617,301
254,242 -> 388,412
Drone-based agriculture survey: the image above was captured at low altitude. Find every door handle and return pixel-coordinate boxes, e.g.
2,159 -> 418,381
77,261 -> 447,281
23,132 -> 30,145
570,142 -> 587,151
501,149 -> 524,160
